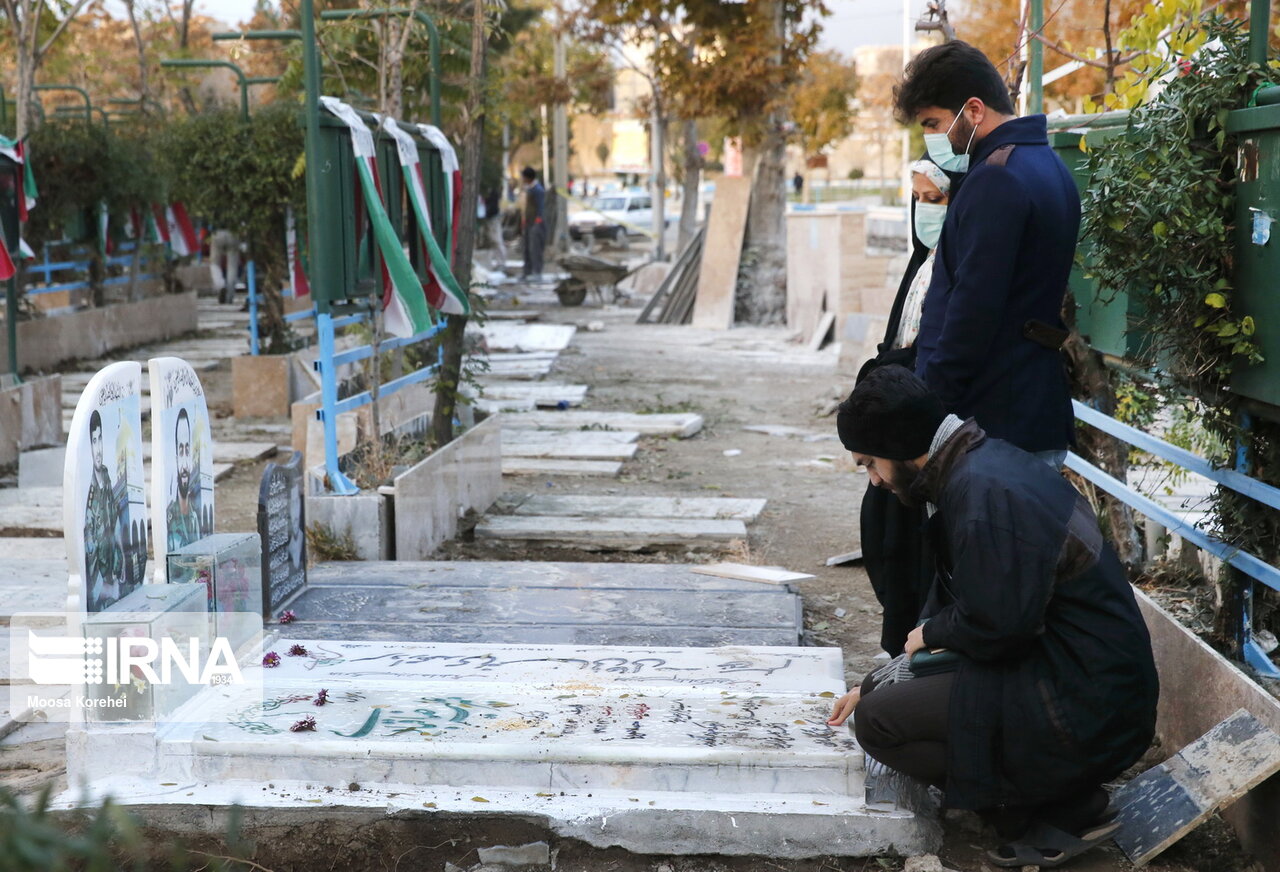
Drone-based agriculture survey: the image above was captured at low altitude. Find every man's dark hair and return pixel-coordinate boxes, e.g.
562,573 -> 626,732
893,41 -> 1015,123
89,409 -> 102,437
175,407 -> 190,446
520,166 -> 537,182
836,365 -> 945,460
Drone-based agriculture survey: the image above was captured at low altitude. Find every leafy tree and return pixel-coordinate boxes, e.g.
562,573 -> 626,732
791,49 -> 857,160
0,0 -> 97,138
583,0 -> 828,324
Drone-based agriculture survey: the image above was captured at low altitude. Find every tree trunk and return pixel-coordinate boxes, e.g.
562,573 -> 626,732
677,118 -> 702,252
14,34 -> 35,140
1062,301 -> 1143,570
736,116 -> 787,325
125,0 -> 148,98
432,0 -> 487,448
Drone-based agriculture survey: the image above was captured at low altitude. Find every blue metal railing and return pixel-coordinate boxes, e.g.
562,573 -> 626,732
1071,398 -> 1280,679
311,311 -> 443,494
24,242 -> 156,297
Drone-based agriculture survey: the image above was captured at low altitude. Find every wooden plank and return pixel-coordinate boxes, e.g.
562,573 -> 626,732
826,549 -> 864,566
475,515 -> 748,550
807,310 -> 837,352
1114,709 -> 1280,866
502,458 -> 623,477
502,442 -> 638,460
691,177 -> 752,330
502,411 -> 703,438
510,494 -> 766,521
691,562 -> 814,584
502,429 -> 640,445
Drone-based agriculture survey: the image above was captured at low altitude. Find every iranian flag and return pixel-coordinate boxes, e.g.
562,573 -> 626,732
0,235 -> 14,281
321,97 -> 432,338
0,137 -> 38,221
285,207 -> 310,298
147,205 -> 168,246
165,203 -> 198,257
381,117 -> 469,316
416,125 -> 461,264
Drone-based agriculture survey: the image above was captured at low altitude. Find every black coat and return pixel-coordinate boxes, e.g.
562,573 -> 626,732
857,161 -> 965,656
913,422 -> 1158,811
914,115 -> 1079,453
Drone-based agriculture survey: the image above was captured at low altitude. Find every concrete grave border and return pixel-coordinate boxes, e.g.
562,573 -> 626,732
1134,588 -> 1280,872
306,415 -> 503,560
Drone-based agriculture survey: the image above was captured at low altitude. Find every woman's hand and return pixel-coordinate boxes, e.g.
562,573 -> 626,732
826,687 -> 861,727
904,624 -> 927,657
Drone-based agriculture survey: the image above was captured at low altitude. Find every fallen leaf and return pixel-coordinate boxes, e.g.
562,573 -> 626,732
423,802 -> 437,808
535,792 -> 555,797
471,796 -> 490,803
818,691 -> 836,699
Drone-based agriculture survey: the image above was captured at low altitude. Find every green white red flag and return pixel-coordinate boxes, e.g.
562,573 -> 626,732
0,136 -> 38,221
381,117 -> 469,316
321,97 -> 432,338
0,235 -> 14,281
416,124 -> 461,264
285,207 -> 310,298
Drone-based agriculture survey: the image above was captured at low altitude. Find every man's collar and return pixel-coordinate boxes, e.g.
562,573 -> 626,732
909,417 -> 986,509
972,114 -> 1048,166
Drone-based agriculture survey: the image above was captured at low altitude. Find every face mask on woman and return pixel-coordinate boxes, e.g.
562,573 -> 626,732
914,202 -> 947,249
924,106 -> 977,174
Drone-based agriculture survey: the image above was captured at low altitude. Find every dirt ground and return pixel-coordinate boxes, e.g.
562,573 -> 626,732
0,281 -> 1263,871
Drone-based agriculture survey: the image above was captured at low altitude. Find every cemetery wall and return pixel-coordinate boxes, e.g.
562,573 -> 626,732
0,292 -> 199,373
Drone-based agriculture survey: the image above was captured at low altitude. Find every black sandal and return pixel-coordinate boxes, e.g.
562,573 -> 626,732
987,818 -> 1122,868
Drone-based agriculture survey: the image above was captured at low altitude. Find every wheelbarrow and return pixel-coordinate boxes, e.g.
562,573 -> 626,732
554,254 -> 638,306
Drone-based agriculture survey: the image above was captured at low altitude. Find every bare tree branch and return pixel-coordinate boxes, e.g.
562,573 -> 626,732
37,0 -> 96,58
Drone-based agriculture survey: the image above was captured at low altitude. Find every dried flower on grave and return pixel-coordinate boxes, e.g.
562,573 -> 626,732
314,688 -> 329,706
288,643 -> 307,657
262,651 -> 281,668
279,610 -> 296,624
290,715 -> 317,732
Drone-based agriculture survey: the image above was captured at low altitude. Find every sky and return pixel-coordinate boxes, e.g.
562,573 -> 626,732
189,0 -> 926,53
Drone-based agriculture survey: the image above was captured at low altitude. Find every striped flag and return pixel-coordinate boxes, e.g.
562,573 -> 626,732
416,125 -> 461,264
150,204 -> 171,247
166,203 -> 198,257
0,137 -> 37,221
0,234 -> 14,281
381,117 -> 469,316
285,207 -> 310,298
320,97 -> 432,338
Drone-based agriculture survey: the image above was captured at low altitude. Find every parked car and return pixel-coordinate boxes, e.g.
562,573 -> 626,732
569,191 -> 669,242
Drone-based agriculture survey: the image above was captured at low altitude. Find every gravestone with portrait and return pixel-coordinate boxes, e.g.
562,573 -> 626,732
149,356 -> 215,581
256,450 -> 307,618
63,361 -> 150,614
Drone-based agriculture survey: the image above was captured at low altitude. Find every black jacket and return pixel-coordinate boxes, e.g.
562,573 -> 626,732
914,115 -> 1079,453
912,421 -> 1158,810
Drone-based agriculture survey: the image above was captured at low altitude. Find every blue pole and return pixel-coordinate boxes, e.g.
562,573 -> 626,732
317,311 -> 358,494
247,260 -> 260,355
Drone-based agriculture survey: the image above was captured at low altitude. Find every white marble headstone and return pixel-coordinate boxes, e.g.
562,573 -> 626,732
63,362 -> 148,613
148,357 -> 215,581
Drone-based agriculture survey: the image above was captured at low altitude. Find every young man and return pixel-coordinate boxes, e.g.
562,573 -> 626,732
520,166 -> 547,280
894,41 -> 1079,464
829,366 -> 1158,868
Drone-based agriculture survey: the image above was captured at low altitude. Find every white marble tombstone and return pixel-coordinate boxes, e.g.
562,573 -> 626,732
148,357 -> 215,582
63,361 -> 148,614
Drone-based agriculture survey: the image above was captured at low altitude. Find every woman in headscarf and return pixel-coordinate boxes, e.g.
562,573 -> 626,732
858,157 -> 960,656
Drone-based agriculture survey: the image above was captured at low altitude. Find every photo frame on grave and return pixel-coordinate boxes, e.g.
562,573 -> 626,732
149,357 -> 215,581
256,450 -> 307,618
63,361 -> 148,613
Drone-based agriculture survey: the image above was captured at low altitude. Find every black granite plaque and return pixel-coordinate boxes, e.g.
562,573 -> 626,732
257,450 -> 307,616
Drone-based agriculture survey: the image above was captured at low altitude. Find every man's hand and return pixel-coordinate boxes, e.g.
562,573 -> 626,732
904,624 -> 927,657
826,687 -> 861,727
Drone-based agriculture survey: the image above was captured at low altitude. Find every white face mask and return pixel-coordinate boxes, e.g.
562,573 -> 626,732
913,201 -> 948,249
924,107 -> 977,174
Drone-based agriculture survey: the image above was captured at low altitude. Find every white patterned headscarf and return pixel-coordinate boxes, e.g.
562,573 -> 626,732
910,159 -> 951,196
